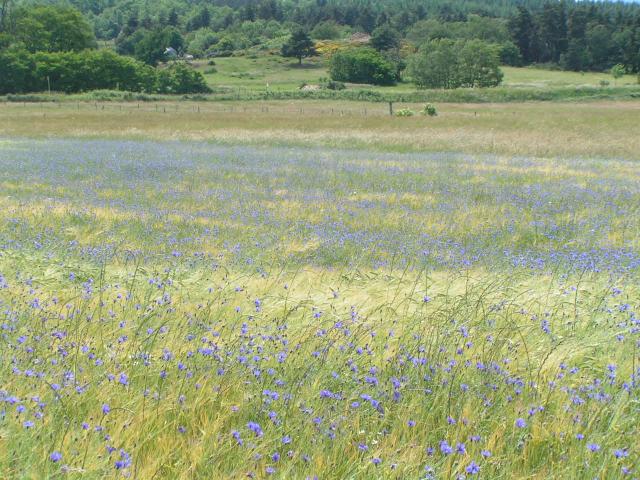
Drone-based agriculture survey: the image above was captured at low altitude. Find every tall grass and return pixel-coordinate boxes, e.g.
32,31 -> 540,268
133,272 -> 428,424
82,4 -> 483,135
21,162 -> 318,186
0,139 -> 638,479
3,84 -> 640,104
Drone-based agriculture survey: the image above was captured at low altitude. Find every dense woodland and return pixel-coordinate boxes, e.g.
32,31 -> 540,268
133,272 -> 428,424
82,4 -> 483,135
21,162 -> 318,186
1,0 -> 639,94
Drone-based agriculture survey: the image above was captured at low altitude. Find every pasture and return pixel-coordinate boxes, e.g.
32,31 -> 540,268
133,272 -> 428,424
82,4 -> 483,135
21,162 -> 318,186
0,102 -> 639,479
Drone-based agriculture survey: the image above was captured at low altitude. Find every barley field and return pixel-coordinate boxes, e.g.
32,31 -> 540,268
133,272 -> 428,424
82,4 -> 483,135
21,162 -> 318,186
0,107 -> 639,479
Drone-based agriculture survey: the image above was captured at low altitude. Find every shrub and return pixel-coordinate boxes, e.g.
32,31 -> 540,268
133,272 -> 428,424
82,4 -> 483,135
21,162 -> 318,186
500,41 -> 523,66
422,103 -> 438,116
328,48 -> 397,86
157,62 -> 212,94
31,50 -> 157,93
610,64 -> 626,83
0,50 -> 209,95
325,80 -> 346,90
311,21 -> 343,40
318,77 -> 346,90
395,108 -> 415,117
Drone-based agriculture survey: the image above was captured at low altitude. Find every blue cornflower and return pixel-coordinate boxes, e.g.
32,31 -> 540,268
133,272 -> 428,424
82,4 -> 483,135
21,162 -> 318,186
50,451 -> 62,462
614,449 -> 629,458
466,461 -> 481,475
247,421 -> 263,437
114,449 -> 132,469
440,440 -> 453,455
515,418 -> 527,428
231,430 -> 243,445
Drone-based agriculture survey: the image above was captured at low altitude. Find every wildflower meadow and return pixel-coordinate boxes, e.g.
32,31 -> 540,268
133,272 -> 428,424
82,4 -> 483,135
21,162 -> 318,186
0,138 -> 638,479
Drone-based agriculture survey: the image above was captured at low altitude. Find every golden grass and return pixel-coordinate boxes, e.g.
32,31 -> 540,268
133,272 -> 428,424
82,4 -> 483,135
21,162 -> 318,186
1,100 -> 639,159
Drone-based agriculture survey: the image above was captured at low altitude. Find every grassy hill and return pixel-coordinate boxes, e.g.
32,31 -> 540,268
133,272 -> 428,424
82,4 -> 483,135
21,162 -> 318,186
195,55 -> 639,93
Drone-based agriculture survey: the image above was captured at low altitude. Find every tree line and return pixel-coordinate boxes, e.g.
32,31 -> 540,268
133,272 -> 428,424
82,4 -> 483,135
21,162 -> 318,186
6,0 -> 634,74
0,5 -> 210,94
1,0 -> 639,95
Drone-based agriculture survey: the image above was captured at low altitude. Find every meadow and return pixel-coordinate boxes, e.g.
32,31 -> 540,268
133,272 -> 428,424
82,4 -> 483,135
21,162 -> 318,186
0,102 -> 639,479
1,101 -> 640,158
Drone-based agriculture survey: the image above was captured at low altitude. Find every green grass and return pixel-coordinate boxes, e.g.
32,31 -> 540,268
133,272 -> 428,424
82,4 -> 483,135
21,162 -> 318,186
195,54 -> 639,93
199,55 -> 329,91
501,66 -> 638,88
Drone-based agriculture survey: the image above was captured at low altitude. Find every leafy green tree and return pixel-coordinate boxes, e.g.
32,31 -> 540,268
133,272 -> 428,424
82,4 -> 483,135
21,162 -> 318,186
500,41 -> 522,66
457,40 -> 503,87
408,39 -> 503,89
0,48 -> 209,94
406,19 -> 452,45
187,29 -> 219,57
408,39 -> 460,89
357,7 -> 376,33
12,5 -> 96,53
281,29 -> 316,65
186,7 -> 210,32
133,27 -> 184,66
115,29 -> 146,56
328,47 -> 397,85
0,46 -> 38,93
370,25 -> 400,51
311,21 -> 341,40
33,50 -> 157,93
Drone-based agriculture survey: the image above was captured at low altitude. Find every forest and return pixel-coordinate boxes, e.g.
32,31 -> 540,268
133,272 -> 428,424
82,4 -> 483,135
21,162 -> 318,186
1,0 -> 639,94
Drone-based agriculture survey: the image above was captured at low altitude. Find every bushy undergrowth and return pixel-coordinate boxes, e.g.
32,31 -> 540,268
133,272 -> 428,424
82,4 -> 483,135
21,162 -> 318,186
3,85 -> 639,104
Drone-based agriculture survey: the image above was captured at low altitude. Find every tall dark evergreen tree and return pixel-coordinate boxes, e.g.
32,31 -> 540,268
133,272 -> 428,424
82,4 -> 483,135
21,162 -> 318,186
509,6 -> 536,63
167,8 -> 179,27
281,29 -> 316,65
